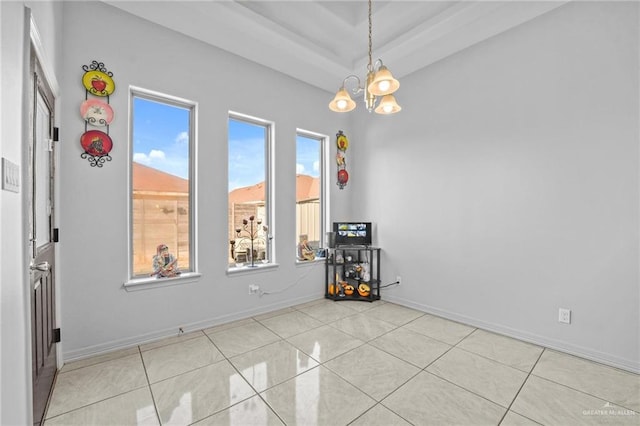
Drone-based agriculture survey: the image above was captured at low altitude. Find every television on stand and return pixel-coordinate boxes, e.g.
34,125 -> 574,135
333,222 -> 372,247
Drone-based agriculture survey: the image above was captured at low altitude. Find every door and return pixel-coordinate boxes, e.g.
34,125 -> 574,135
29,47 -> 57,426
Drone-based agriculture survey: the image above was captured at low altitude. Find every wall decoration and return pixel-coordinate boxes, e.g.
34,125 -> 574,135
336,130 -> 349,189
81,65 -> 115,97
80,99 -> 114,127
80,60 -> 115,167
80,130 -> 113,161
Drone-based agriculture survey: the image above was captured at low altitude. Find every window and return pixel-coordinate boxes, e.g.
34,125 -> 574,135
228,113 -> 273,268
129,89 -> 196,279
296,130 -> 328,260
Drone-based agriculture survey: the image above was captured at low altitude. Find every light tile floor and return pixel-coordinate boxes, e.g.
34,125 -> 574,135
44,299 -> 639,426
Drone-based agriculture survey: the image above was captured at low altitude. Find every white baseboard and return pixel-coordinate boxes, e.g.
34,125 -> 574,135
64,293 -> 639,375
384,295 -> 640,375
62,292 -> 324,363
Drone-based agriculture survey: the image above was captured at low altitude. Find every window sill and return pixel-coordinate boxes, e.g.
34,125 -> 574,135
296,257 -> 326,266
123,272 -> 202,291
227,262 -> 279,276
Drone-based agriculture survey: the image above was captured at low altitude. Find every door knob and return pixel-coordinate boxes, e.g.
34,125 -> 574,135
30,261 -> 50,272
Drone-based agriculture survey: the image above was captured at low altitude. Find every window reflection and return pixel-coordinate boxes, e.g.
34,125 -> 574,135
230,366 -> 268,424
166,392 -> 193,425
135,403 -> 157,424
229,396 -> 269,425
240,361 -> 268,393
296,343 -> 320,424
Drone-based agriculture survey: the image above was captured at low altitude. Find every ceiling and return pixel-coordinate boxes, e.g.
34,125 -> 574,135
104,1 -> 568,93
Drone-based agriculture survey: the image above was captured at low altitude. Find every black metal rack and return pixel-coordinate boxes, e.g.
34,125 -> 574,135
325,246 -> 381,302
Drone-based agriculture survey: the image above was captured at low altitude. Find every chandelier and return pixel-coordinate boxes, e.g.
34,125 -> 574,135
329,0 -> 401,115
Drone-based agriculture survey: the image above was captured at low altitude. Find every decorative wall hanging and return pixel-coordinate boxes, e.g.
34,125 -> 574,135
80,99 -> 114,127
80,60 -> 115,167
336,130 -> 349,189
81,65 -> 116,97
80,130 -> 113,157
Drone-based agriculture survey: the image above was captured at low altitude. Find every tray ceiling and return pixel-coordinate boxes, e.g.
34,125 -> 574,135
104,1 -> 568,93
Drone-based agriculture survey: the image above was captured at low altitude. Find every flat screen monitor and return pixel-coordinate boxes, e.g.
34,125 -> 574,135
333,222 -> 372,246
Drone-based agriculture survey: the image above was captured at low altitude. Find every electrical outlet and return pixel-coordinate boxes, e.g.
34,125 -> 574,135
249,284 -> 260,294
558,308 -> 571,324
396,275 -> 402,285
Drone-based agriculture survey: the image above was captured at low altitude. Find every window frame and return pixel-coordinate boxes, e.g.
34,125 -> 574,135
295,128 -> 329,263
125,86 -> 199,289
227,111 -> 276,273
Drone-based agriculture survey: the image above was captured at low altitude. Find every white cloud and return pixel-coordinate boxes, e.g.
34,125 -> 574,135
149,149 -> 166,160
296,163 -> 305,174
133,152 -> 150,164
132,148 -> 189,179
313,160 -> 320,173
175,131 -> 189,144
133,150 -> 166,166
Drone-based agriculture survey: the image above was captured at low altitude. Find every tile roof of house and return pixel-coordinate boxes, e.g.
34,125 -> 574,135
132,162 -> 188,193
229,174 -> 319,204
133,162 -> 319,203
295,174 -> 320,203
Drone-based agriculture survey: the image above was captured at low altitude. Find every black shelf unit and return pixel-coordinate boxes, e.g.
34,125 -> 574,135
325,246 -> 381,302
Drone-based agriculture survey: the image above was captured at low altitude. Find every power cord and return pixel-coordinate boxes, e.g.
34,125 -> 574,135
379,280 -> 400,289
258,260 -> 324,296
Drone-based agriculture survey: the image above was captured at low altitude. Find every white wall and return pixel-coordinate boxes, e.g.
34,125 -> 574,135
58,1 -> 350,359
2,2 -> 637,423
0,4 -> 29,424
1,1 -> 63,424
351,1 -> 639,372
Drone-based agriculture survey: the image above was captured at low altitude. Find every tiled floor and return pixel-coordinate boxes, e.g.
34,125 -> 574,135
44,299 -> 639,426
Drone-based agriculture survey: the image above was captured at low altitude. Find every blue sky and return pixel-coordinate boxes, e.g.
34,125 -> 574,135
295,135 -> 321,178
228,119 -> 266,191
132,97 -> 190,179
133,98 -> 320,189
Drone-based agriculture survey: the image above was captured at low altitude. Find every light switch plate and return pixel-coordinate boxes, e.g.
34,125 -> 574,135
2,158 -> 20,193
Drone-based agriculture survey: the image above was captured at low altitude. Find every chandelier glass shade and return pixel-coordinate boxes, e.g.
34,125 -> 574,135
329,0 -> 401,115
369,65 -> 400,96
374,94 -> 402,114
328,87 -> 357,112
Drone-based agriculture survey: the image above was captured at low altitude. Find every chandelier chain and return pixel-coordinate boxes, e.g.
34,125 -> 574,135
328,0 -> 401,114
367,0 -> 373,72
